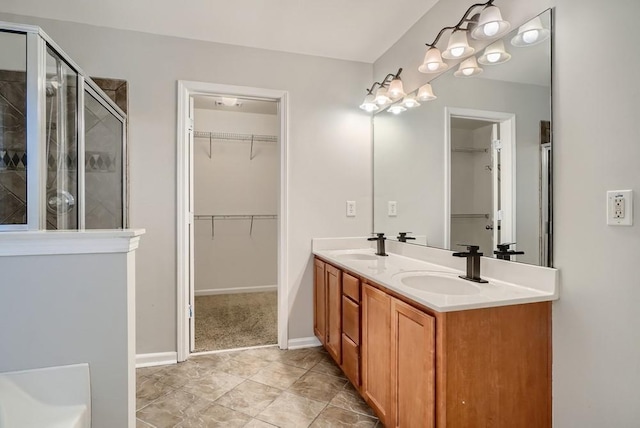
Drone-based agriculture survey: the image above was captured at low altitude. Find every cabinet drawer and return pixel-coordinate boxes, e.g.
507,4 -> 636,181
343,272 -> 360,302
342,296 -> 360,344
342,333 -> 360,387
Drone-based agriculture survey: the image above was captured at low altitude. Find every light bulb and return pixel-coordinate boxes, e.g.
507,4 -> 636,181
483,21 -> 500,37
450,47 -> 465,58
427,62 -> 439,71
375,88 -> 391,105
486,52 -> 501,63
522,29 -> 540,44
462,68 -> 474,76
388,105 -> 406,115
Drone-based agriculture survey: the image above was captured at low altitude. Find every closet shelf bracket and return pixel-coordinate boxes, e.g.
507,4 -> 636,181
194,131 -> 278,160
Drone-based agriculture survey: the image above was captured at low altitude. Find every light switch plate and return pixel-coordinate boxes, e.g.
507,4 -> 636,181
607,190 -> 633,226
388,201 -> 398,217
346,201 -> 356,217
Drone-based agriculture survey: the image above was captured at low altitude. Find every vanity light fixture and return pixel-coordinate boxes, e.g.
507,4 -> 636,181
374,87 -> 392,105
442,30 -> 475,59
359,68 -> 403,111
388,105 -> 407,115
387,76 -> 406,99
418,47 -> 449,74
420,0 -> 510,70
359,94 -> 379,112
417,83 -> 437,101
471,5 -> 511,40
478,39 -> 511,65
454,57 -> 483,77
401,94 -> 421,109
511,16 -> 550,47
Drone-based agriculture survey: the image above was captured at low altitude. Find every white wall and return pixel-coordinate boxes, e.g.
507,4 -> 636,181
0,12 -> 373,352
0,250 -> 136,428
375,0 -> 640,425
193,108 -> 278,293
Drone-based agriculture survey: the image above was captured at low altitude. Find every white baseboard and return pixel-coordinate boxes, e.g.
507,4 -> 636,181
195,285 -> 277,296
287,336 -> 322,350
136,352 -> 178,368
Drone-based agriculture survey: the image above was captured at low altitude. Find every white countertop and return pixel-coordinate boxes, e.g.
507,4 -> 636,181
312,237 -> 558,313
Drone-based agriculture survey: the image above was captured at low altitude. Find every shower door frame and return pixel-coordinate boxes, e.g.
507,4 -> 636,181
176,80 -> 289,362
0,21 -> 128,232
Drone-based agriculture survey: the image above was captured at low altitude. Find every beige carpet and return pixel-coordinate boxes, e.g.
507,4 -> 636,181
194,291 -> 277,352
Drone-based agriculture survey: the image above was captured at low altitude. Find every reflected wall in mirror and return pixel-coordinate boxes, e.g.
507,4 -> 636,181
373,9 -> 552,266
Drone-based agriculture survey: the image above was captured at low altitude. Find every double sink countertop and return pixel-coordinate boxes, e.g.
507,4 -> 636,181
312,237 -> 559,313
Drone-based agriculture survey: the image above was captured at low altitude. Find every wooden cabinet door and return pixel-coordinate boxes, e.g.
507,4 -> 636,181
313,259 -> 326,345
342,333 -> 360,387
326,264 -> 342,363
362,283 -> 392,426
390,298 -> 435,428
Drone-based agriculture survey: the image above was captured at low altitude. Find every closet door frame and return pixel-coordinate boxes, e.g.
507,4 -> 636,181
176,80 -> 289,361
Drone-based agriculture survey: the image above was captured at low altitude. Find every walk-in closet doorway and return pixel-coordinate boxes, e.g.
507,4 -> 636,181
177,81 -> 289,361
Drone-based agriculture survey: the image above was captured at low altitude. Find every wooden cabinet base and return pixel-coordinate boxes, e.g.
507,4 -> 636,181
314,257 -> 551,428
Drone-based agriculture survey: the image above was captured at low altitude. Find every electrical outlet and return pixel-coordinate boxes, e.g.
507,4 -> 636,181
388,201 -> 398,217
607,190 -> 633,226
346,201 -> 356,217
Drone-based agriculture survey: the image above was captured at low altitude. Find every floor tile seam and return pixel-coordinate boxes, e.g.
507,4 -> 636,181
136,417 -> 158,428
135,387 -> 177,412
245,376 -> 290,392
283,387 -> 332,405
306,401 -> 331,427
212,398 -> 275,420
308,367 -> 348,381
329,400 -> 378,419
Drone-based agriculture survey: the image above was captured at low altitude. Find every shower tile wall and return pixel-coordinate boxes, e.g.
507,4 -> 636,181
84,92 -> 123,229
0,69 -> 27,225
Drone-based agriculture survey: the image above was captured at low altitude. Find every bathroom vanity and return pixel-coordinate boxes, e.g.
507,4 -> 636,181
312,238 -> 557,428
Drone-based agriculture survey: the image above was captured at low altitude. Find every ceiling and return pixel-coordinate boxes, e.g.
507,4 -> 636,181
0,0 -> 440,62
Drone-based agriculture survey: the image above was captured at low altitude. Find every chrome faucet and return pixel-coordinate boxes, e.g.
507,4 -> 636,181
452,245 -> 488,283
368,233 -> 388,256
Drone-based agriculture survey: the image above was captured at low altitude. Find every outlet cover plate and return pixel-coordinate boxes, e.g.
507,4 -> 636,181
607,190 -> 633,226
346,201 -> 356,217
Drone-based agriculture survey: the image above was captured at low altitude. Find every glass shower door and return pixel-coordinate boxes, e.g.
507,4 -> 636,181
0,31 -> 28,228
45,47 -> 78,230
84,89 -> 124,229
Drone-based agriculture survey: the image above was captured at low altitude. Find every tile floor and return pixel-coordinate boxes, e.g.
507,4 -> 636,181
136,346 -> 380,427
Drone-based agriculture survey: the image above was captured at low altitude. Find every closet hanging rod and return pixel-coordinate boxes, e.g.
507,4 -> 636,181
452,147 -> 488,153
451,213 -> 490,219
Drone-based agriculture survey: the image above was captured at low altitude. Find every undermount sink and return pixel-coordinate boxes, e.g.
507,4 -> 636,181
333,252 -> 378,261
395,271 -> 483,296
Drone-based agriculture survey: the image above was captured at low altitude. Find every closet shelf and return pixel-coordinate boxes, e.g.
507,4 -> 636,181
194,214 -> 277,238
194,131 -> 278,160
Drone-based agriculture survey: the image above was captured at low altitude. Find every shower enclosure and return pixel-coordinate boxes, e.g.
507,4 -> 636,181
0,21 -> 126,231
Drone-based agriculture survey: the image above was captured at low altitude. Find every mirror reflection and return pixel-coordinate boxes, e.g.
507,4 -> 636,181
373,10 -> 552,266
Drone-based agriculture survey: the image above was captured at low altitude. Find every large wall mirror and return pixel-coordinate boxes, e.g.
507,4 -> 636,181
373,9 -> 552,266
